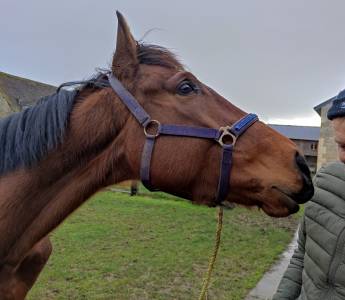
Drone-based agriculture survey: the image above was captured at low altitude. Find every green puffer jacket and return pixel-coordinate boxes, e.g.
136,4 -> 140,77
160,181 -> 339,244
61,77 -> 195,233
273,162 -> 345,300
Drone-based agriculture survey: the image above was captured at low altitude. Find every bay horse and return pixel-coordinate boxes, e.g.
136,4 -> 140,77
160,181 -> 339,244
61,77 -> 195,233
0,12 -> 313,299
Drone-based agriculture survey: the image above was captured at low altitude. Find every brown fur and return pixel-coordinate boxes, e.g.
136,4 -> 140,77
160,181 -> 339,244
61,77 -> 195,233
0,12 -> 313,299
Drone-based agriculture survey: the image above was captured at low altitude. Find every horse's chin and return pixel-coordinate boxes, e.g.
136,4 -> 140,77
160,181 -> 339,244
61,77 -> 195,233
190,188 -> 300,217
223,188 -> 301,217
261,193 -> 300,217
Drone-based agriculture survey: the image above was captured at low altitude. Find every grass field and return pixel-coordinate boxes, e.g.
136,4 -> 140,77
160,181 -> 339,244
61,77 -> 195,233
27,191 -> 299,300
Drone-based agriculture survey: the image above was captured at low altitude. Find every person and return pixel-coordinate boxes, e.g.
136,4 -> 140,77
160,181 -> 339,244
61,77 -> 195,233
273,89 -> 345,300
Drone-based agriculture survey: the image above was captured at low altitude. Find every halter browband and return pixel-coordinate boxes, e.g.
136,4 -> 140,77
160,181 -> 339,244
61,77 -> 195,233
108,74 -> 258,204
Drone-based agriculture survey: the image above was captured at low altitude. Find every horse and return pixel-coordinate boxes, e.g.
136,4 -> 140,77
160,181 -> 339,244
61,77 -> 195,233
0,12 -> 313,299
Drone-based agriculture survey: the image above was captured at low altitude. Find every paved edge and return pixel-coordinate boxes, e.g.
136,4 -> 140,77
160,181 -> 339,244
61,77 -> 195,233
245,230 -> 298,300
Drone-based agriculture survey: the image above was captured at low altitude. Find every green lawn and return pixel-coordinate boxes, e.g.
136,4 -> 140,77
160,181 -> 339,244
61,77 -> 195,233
28,191 -> 299,300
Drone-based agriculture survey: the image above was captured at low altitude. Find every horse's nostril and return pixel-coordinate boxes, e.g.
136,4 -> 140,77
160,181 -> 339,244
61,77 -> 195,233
294,152 -> 314,202
295,152 -> 311,180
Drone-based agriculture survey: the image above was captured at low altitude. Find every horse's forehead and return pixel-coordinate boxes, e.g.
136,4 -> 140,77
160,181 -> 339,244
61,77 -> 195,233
139,64 -> 179,79
137,65 -> 180,89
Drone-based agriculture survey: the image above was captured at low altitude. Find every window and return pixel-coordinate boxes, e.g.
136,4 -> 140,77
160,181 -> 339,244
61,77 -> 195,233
310,143 -> 317,151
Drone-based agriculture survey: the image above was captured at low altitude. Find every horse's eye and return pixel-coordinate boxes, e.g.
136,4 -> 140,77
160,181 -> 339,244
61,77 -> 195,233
177,81 -> 196,95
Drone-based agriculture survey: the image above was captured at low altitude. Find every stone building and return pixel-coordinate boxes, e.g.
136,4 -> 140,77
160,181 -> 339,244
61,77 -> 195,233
314,97 -> 338,169
0,71 -> 56,117
269,124 -> 320,176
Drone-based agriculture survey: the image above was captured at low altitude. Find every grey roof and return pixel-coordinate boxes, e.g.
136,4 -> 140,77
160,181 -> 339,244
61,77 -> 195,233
0,71 -> 56,112
269,124 -> 320,141
313,96 -> 335,116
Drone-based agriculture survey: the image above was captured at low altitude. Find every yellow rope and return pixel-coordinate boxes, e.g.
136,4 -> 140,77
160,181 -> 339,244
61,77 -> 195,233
198,207 -> 224,300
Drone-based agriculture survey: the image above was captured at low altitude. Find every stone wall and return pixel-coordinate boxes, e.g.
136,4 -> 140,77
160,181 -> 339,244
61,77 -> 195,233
294,140 -> 318,157
317,103 -> 338,169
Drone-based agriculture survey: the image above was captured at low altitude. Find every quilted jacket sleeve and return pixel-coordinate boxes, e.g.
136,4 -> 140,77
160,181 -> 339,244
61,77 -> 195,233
272,216 -> 306,300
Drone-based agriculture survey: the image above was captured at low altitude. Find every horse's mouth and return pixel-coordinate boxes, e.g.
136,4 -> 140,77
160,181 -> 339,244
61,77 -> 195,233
262,187 -> 300,217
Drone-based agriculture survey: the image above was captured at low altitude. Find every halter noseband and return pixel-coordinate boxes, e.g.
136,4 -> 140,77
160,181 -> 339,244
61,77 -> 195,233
108,74 -> 258,204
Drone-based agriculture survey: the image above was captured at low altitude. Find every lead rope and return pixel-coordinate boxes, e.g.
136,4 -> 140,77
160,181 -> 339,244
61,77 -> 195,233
198,207 -> 224,300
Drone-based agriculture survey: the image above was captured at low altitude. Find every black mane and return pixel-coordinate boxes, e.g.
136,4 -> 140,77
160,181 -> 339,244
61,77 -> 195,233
0,89 -> 77,175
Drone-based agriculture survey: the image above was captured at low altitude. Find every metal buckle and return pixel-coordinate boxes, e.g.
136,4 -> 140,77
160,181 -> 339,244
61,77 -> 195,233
218,126 -> 237,147
144,120 -> 161,138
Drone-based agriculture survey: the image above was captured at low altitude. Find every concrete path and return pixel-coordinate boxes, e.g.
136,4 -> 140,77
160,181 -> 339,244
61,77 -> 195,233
245,230 -> 298,300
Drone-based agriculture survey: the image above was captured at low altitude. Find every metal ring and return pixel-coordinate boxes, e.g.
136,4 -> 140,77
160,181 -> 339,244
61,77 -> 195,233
218,128 -> 237,147
144,120 -> 161,138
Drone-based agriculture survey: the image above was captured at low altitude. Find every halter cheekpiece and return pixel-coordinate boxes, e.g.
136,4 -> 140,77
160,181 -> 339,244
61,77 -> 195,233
108,74 -> 258,204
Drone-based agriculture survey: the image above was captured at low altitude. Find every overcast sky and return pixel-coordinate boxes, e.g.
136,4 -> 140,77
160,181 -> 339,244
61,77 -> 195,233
2,0 -> 345,126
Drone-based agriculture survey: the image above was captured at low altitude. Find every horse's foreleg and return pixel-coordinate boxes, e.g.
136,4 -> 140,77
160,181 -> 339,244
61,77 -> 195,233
0,236 -> 52,300
14,236 -> 52,297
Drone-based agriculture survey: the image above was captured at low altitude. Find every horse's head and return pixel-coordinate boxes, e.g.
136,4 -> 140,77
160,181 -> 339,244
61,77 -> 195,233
100,12 -> 313,217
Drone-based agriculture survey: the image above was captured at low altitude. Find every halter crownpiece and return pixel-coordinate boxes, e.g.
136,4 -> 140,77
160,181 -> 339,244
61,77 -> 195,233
108,74 -> 258,204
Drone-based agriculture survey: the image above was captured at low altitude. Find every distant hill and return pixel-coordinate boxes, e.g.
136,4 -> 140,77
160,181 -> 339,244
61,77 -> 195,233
0,72 -> 56,117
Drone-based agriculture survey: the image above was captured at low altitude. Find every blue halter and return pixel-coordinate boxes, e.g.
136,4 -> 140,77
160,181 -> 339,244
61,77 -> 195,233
108,74 -> 258,204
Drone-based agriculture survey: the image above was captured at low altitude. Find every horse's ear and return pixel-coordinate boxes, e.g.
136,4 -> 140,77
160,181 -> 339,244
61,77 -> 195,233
112,11 -> 139,79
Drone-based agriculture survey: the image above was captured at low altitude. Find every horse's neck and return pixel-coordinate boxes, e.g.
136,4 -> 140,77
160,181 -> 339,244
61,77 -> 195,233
0,89 -> 133,266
